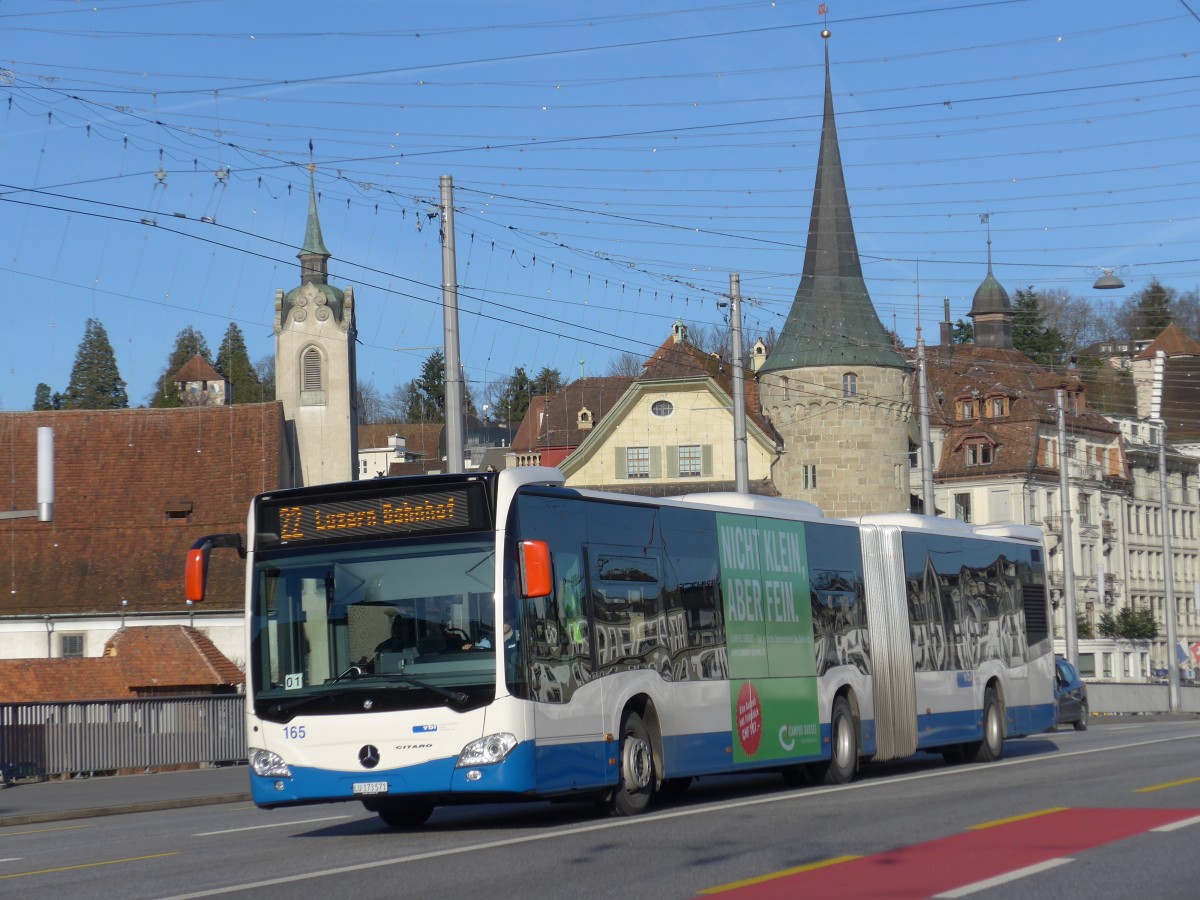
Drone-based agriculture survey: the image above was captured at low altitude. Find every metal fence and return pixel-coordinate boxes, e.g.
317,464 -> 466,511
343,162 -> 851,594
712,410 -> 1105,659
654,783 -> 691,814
0,696 -> 246,782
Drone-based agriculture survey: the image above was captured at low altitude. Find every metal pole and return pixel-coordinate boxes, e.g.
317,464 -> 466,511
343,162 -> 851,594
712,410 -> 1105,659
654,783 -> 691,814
729,273 -> 750,494
1156,426 -> 1180,710
1057,389 -> 1078,667
440,175 -> 464,474
917,333 -> 935,515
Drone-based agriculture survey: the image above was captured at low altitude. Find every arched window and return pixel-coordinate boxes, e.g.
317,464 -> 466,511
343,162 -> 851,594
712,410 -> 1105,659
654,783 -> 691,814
302,346 -> 323,392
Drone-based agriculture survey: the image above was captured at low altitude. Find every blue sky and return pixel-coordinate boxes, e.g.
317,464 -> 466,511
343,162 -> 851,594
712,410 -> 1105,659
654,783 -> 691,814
1,0 -> 1198,411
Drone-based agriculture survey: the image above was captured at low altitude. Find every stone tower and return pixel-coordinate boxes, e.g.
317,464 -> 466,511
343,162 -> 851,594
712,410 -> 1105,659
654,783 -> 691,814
274,165 -> 359,486
757,36 -> 912,517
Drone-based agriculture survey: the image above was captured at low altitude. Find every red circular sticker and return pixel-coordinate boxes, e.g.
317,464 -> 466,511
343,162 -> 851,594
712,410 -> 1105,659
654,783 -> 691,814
736,681 -> 763,757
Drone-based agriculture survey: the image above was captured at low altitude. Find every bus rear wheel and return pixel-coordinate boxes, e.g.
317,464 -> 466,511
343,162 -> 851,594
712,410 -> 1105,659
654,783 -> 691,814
605,710 -> 656,817
810,696 -> 857,785
369,799 -> 435,829
962,687 -> 1004,763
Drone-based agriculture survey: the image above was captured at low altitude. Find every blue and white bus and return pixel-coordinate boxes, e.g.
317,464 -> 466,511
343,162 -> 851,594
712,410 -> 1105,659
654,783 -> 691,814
186,467 -> 1055,827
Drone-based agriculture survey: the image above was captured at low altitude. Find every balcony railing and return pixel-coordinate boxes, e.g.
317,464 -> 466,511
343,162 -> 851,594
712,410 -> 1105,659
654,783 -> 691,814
1043,515 -> 1061,534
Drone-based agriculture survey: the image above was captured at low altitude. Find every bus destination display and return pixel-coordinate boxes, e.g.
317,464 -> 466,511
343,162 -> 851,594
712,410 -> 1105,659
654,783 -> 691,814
261,487 -> 481,545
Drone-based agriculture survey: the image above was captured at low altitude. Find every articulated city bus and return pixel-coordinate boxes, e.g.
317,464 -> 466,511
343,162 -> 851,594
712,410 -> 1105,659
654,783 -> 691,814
186,466 -> 1055,827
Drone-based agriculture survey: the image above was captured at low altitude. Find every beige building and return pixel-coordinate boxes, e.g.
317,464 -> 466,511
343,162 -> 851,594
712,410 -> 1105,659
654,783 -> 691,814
560,321 -> 777,494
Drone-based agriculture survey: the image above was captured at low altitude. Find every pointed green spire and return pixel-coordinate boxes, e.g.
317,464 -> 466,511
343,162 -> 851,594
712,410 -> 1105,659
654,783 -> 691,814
301,163 -> 330,258
760,39 -> 906,374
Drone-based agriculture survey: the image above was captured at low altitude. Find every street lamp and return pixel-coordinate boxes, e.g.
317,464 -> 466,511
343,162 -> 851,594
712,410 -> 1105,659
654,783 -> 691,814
1092,267 -> 1126,290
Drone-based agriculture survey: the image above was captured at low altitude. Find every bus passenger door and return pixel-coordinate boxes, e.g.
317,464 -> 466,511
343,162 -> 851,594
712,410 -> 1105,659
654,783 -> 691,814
527,547 -> 607,793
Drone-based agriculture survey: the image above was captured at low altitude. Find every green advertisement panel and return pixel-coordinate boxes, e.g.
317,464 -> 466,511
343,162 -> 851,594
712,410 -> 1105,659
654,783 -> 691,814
718,514 -> 820,763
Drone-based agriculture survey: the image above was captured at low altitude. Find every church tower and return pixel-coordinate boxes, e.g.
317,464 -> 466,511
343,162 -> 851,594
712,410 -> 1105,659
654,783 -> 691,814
757,33 -> 912,516
274,165 -> 359,486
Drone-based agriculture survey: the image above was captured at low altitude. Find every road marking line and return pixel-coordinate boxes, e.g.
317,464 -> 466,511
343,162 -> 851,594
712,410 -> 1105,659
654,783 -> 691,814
155,729 -> 1200,900
1136,776 -> 1200,793
0,852 -> 177,880
193,814 -> 352,836
1151,813 -> 1200,832
932,858 -> 1074,898
968,808 -> 1067,830
0,858 -> 23,863
0,824 -> 90,837
697,855 -> 861,894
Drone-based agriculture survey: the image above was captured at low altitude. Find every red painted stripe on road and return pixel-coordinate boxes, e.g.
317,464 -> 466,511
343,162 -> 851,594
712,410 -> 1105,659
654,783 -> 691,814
709,808 -> 1200,899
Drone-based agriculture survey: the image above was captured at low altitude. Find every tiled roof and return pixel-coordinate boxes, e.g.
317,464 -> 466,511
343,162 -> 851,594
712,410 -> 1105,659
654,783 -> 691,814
1133,323 -> 1200,360
172,354 -> 223,384
919,344 -> 1125,480
0,405 -> 287,617
510,377 -> 633,453
0,625 -> 242,701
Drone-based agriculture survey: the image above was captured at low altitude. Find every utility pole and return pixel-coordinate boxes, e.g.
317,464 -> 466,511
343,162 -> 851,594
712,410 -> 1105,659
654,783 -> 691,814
440,175 -> 464,474
916,333 -> 935,515
1151,350 -> 1181,711
729,273 -> 750,494
1057,388 -> 1078,668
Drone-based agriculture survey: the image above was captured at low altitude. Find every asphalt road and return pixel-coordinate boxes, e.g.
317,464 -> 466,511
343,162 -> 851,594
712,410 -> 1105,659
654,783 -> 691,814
2,718 -> 1199,899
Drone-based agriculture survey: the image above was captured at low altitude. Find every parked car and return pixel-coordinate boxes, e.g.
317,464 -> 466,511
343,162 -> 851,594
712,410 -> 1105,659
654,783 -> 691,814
1054,656 -> 1088,730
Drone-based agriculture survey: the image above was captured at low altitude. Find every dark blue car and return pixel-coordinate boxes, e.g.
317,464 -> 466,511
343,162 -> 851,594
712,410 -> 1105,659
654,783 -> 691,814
1055,656 -> 1088,730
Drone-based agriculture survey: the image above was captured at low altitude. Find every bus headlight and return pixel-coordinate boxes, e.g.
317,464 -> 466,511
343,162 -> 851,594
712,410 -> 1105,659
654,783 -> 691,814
249,749 -> 292,778
456,733 -> 517,767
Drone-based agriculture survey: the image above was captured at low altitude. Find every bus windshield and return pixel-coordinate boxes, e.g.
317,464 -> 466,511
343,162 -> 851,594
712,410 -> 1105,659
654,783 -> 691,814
249,534 -> 498,720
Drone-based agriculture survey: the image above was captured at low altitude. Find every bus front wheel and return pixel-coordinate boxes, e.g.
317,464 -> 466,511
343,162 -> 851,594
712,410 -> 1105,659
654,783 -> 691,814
369,799 -> 434,829
606,710 -> 656,817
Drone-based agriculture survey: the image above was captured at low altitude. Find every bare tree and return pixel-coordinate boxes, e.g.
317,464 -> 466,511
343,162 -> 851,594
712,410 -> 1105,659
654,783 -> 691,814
607,350 -> 646,377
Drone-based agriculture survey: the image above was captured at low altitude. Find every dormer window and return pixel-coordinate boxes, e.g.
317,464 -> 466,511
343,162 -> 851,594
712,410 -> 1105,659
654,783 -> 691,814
986,394 -> 1009,418
960,435 -> 996,466
956,397 -> 977,420
577,407 -> 594,430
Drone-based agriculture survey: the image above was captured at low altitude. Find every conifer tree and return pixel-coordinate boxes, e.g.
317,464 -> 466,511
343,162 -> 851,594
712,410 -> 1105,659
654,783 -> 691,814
150,326 -> 211,408
32,383 -> 55,411
214,323 -> 261,404
62,318 -> 128,409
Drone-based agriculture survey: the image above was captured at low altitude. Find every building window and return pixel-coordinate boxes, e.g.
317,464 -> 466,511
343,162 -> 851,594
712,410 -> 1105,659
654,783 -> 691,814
803,464 -> 818,490
954,492 -> 972,523
60,634 -> 85,658
626,447 -> 650,479
842,373 -> 858,398
1078,492 -> 1092,525
956,398 -> 976,420
986,395 -> 1009,417
962,437 -> 994,466
650,400 -> 674,417
678,445 -> 703,477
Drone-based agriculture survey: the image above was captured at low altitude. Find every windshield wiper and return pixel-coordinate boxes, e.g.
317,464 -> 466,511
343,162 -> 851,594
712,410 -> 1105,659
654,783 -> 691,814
376,673 -> 469,705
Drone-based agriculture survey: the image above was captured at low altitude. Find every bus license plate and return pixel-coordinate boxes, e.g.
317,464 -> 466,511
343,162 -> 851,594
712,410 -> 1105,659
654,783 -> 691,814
353,782 -> 388,795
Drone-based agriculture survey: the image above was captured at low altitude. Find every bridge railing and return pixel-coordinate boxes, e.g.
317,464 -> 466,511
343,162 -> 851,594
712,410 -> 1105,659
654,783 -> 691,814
0,696 -> 246,782
1085,682 -> 1200,715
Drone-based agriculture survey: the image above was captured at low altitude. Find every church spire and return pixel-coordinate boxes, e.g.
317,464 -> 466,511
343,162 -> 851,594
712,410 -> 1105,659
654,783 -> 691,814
968,214 -> 1014,348
760,33 -> 905,374
299,163 -> 331,285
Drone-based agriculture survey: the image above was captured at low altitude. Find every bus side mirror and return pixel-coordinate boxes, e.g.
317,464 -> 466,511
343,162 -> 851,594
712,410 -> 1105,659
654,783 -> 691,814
185,533 -> 242,602
519,540 -> 553,598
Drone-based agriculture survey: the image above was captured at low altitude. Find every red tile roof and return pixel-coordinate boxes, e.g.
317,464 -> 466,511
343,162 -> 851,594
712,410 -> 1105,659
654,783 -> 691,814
510,377 -> 633,453
0,625 -> 242,701
0,405 -> 287,617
